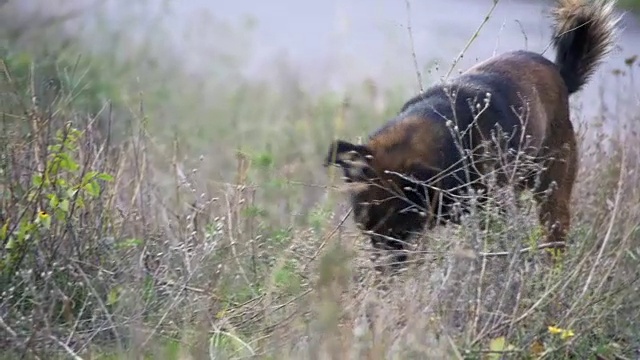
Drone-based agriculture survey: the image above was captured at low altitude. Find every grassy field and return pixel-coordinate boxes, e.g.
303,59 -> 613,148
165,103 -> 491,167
1,1 -> 640,359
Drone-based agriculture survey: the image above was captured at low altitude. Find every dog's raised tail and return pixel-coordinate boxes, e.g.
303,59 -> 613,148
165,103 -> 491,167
551,0 -> 621,94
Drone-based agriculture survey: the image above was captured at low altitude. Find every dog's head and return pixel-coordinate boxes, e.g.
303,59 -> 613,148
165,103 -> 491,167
324,139 -> 441,246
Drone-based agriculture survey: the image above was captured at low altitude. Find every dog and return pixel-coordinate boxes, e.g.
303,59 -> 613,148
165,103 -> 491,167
324,0 -> 620,270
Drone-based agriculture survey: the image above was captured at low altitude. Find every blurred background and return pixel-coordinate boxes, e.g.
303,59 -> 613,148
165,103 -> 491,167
3,0 -> 639,127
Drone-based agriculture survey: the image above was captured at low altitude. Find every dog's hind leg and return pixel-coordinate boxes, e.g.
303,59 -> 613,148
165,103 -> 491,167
533,131 -> 578,255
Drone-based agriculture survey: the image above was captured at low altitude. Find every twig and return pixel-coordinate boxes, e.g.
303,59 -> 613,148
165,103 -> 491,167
271,288 -> 313,312
209,325 -> 256,359
148,279 -> 206,294
444,0 -> 500,80
478,241 -> 566,257
224,191 -> 257,296
446,334 -> 465,360
473,226 -> 489,336
507,264 -> 583,327
49,335 -> 84,360
74,263 -> 123,351
302,207 -> 353,272
579,147 -> 626,298
514,19 -> 528,51
559,147 -> 629,324
404,0 -> 424,93
0,315 -> 17,337
140,280 -> 190,349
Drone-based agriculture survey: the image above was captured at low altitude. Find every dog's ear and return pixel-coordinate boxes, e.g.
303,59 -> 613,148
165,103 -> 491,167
324,139 -> 375,182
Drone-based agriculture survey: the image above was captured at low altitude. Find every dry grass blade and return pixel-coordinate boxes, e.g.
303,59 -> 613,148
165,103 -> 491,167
444,0 -> 501,80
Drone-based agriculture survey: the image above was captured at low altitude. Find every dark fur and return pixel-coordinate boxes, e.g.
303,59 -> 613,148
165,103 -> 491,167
324,0 -> 620,270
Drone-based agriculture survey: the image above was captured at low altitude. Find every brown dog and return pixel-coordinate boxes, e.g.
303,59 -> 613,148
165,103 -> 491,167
324,0 -> 620,269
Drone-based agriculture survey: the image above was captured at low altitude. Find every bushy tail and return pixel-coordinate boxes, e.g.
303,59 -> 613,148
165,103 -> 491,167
551,0 -> 621,94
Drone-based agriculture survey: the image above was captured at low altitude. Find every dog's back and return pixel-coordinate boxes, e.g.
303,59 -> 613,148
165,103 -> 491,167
395,50 -> 565,159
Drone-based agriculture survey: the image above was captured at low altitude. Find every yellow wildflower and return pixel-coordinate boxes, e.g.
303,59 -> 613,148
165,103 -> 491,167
560,329 -> 575,340
548,325 -> 575,340
37,210 -> 52,229
548,325 -> 563,334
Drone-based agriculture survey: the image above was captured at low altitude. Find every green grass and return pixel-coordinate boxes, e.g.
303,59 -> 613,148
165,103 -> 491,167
1,2 -> 640,360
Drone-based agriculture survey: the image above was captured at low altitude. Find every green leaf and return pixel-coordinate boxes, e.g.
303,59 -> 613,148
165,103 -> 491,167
489,336 -> 506,360
48,142 -> 60,151
97,173 -> 114,182
116,238 -> 142,249
59,199 -> 70,213
82,171 -> 99,184
54,178 -> 67,188
84,181 -> 100,198
55,208 -> 67,221
5,237 -> 15,250
32,174 -> 43,187
107,286 -> 121,306
0,222 -> 8,241
49,193 -> 60,208
66,188 -> 78,199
